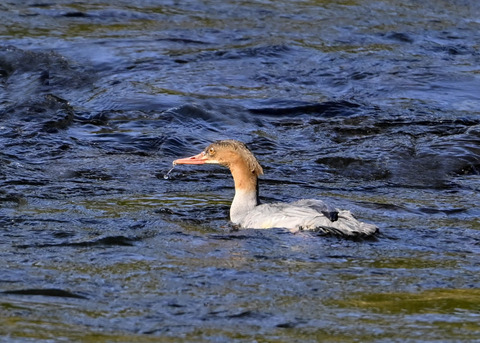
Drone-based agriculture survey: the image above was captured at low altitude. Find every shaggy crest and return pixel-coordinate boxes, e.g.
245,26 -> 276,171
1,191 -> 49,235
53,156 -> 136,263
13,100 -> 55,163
206,140 -> 264,176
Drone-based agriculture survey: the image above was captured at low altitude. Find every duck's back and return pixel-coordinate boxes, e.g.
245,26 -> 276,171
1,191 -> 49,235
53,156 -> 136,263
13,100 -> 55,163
238,199 -> 378,237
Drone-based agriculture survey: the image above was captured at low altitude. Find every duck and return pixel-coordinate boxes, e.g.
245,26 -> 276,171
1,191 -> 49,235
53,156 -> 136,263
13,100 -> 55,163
173,139 -> 378,237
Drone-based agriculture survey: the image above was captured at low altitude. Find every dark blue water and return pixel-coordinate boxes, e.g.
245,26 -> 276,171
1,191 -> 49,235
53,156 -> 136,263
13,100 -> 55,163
1,1 -> 480,341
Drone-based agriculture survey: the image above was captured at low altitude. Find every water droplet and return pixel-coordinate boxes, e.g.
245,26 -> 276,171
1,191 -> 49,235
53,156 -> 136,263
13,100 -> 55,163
164,165 -> 176,180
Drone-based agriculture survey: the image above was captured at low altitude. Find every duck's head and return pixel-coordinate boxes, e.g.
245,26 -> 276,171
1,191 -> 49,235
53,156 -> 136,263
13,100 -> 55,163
174,139 -> 263,177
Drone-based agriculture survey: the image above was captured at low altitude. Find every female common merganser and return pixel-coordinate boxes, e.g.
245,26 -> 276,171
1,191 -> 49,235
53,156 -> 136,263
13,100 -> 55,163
173,139 -> 378,237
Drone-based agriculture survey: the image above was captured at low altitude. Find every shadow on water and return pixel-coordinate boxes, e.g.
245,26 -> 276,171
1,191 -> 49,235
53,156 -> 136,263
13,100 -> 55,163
1,0 -> 480,342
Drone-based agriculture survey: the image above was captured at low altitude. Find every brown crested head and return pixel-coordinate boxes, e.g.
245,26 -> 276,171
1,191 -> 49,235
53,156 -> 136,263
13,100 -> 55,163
203,140 -> 264,177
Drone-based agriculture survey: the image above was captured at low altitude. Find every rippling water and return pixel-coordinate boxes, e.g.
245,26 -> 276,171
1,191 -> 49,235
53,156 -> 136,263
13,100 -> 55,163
1,1 -> 480,342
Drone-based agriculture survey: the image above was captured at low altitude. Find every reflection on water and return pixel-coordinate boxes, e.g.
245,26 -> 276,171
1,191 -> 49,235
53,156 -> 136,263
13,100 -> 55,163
1,0 -> 480,341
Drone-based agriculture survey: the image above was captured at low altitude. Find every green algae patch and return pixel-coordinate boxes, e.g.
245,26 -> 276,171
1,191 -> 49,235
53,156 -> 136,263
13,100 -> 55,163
330,288 -> 480,315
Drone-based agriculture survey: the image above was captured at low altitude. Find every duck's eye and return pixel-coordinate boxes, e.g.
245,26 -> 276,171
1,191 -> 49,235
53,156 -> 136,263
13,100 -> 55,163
208,147 -> 215,155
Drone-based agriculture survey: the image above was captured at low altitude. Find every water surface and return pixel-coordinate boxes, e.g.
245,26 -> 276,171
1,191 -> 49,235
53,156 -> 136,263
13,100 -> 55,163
1,1 -> 480,342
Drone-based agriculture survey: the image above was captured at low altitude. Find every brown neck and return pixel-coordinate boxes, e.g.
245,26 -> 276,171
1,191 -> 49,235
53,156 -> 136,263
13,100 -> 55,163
230,160 -> 259,196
